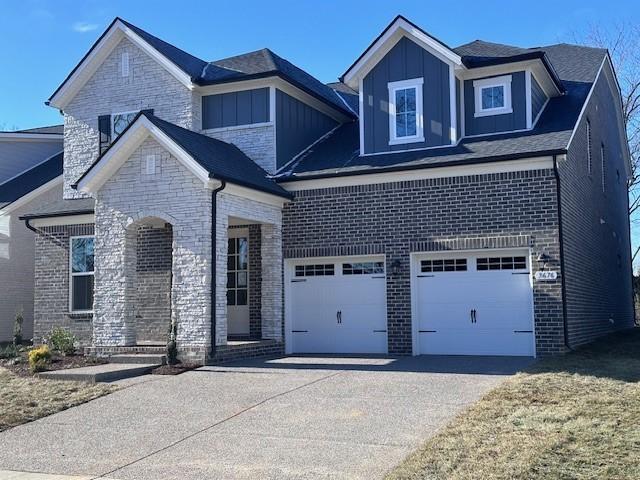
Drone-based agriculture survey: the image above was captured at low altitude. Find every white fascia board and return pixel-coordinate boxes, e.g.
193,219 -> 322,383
0,176 -> 63,216
460,59 -> 561,97
222,183 -> 289,208
0,133 -> 63,142
279,156 -> 554,191
49,20 -> 194,110
343,18 -> 463,90
30,213 -> 95,228
77,116 -> 210,194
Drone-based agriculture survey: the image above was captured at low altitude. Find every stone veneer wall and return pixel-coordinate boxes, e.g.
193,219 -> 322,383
135,223 -> 173,344
282,169 -> 566,356
214,191 -> 282,349
33,223 -> 95,346
94,137 -> 212,362
201,124 -> 276,174
63,37 -> 198,199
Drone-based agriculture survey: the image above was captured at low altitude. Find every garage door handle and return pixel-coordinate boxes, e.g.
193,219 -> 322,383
470,309 -> 477,323
336,310 -> 342,324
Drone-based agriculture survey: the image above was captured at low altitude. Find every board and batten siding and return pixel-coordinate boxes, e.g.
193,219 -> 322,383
362,36 -> 452,154
464,71 -> 527,136
531,74 -> 547,121
202,88 -> 270,129
275,89 -> 337,169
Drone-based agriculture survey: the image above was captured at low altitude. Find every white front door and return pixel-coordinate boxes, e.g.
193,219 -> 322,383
288,257 -> 388,354
414,249 -> 535,356
227,229 -> 249,336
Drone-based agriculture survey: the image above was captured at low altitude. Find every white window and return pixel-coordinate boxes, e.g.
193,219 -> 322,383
121,52 -> 130,77
111,110 -> 138,138
388,78 -> 424,145
473,75 -> 513,117
70,236 -> 94,313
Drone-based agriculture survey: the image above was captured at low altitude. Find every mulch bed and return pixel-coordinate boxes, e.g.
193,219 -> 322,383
0,351 -> 107,378
151,363 -> 199,375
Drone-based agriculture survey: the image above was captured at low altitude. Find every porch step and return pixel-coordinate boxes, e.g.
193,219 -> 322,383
110,354 -> 166,365
39,363 -> 158,383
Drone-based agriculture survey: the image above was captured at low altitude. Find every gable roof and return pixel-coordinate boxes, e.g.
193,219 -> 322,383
14,125 -> 64,135
278,42 -> 608,181
75,112 -> 290,199
0,151 -> 62,206
48,19 -> 354,118
341,15 -> 463,89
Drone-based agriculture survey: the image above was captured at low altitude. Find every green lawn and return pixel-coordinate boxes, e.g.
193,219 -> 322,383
0,367 -> 116,432
386,329 -> 640,480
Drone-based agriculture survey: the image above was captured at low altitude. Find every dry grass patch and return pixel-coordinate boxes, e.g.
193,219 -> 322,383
387,329 -> 640,480
0,367 -> 116,432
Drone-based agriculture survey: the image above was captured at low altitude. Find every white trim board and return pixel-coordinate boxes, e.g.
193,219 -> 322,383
0,133 -> 63,142
342,17 -> 462,90
48,19 -> 194,110
279,156 -> 554,191
30,213 -> 95,228
0,176 -> 63,216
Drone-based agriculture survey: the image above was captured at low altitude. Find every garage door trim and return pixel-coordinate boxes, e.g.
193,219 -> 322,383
410,248 -> 536,357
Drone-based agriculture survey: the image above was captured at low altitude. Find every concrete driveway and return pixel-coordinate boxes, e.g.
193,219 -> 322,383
0,355 -> 531,479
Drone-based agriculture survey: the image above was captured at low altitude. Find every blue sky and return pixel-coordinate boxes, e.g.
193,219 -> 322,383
1,0 -> 639,261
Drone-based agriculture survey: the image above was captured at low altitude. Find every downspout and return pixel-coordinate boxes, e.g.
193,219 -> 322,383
552,155 -> 571,351
210,180 -> 226,359
23,218 -> 38,234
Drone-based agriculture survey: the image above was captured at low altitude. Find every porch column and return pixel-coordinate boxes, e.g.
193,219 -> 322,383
214,209 -> 229,346
261,222 -> 283,340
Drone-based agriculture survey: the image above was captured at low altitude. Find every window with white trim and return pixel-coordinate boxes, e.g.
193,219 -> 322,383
421,258 -> 467,272
473,75 -> 513,117
70,236 -> 94,312
111,111 -> 138,138
388,78 -> 424,145
342,262 -> 385,275
476,256 -> 527,271
295,264 -> 334,277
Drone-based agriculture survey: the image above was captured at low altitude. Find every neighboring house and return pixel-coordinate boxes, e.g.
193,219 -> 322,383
0,126 -> 64,342
22,15 -> 633,363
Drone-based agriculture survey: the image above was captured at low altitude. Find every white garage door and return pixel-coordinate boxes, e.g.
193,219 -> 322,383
415,250 -> 535,356
288,257 -> 387,354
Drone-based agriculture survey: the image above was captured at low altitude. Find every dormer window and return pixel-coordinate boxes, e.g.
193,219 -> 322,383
473,75 -> 513,117
388,78 -> 424,145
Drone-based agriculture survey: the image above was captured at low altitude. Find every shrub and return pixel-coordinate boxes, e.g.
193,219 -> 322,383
13,310 -> 24,346
28,345 -> 51,372
0,343 -> 18,359
48,327 -> 77,356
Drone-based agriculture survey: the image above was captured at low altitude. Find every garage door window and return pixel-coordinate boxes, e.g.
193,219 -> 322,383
342,262 -> 384,275
421,258 -> 467,272
295,264 -> 335,277
477,256 -> 527,271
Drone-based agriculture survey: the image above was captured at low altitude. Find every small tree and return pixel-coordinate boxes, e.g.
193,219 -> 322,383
13,310 -> 24,346
166,318 -> 178,365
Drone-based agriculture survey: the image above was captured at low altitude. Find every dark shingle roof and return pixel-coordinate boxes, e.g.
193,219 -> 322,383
118,18 -> 207,79
0,151 -> 62,204
278,43 -> 607,180
199,49 -> 354,117
143,114 -> 290,198
76,113 -> 289,198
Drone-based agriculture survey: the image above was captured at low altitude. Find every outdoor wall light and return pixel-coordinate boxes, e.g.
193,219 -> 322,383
536,252 -> 550,265
391,259 -> 402,276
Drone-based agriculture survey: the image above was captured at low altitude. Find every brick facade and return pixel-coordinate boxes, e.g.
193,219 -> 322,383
282,169 -> 566,356
33,223 -> 95,346
135,223 -> 173,344
559,66 -> 635,346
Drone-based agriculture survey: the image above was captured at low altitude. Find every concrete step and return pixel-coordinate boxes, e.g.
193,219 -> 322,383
110,354 -> 166,365
38,363 -> 158,383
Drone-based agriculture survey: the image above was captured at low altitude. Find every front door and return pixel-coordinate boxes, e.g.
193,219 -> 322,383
227,229 -> 249,336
